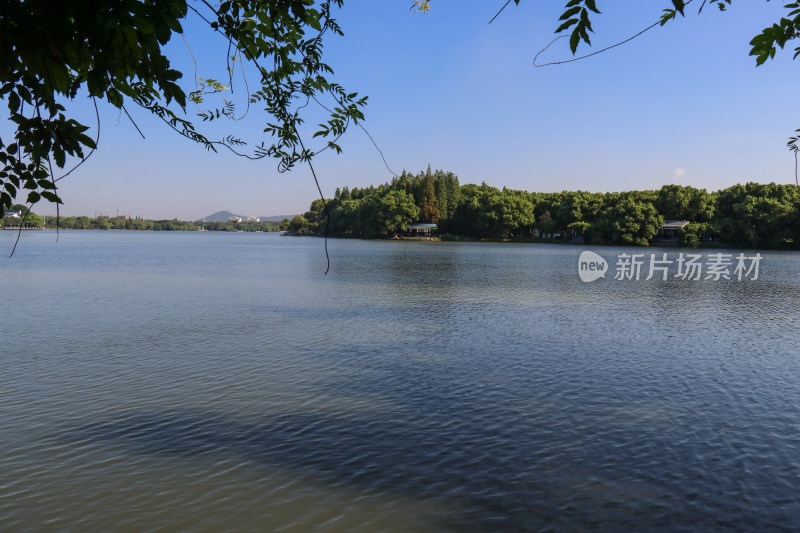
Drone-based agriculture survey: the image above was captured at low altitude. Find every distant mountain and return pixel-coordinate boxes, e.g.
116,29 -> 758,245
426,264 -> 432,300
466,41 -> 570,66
197,210 -> 239,222
197,211 -> 296,222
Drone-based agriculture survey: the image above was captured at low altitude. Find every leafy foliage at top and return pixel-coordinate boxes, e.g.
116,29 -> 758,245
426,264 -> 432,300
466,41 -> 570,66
0,0 -> 366,217
554,0 -> 601,53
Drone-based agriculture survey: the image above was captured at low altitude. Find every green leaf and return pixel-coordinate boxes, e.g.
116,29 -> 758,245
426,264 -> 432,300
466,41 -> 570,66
570,29 -> 580,53
306,13 -> 322,31
40,191 -> 62,203
560,6 -> 581,20
54,148 -> 65,167
7,91 -> 20,114
76,134 -> 97,150
584,0 -> 601,14
580,8 -> 594,32
579,24 -> 591,45
106,89 -> 123,108
26,191 -> 40,203
556,19 -> 579,33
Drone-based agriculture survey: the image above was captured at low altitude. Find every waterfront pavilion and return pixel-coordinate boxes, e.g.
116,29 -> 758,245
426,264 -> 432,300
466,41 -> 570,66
408,223 -> 437,237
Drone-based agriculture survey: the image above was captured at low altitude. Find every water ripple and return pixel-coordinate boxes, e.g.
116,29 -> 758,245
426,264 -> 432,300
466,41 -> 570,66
2,234 -> 800,531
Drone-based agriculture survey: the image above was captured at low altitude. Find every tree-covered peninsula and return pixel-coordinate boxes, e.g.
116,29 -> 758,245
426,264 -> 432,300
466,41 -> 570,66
288,168 -> 800,249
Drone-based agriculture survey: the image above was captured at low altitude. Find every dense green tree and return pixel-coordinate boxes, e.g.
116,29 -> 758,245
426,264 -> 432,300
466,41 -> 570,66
587,193 -> 663,246
446,183 -> 489,237
555,191 -> 604,235
328,198 -> 361,235
287,214 -> 310,234
25,212 -> 44,227
418,172 -> 440,223
434,174 -> 449,225
715,182 -> 800,247
377,190 -> 419,236
483,188 -> 535,238
678,222 -> 716,247
656,185 -> 715,222
303,198 -> 328,232
352,195 -> 381,237
6,203 -> 29,215
440,183 -> 535,238
442,171 -> 461,222
533,193 -> 563,233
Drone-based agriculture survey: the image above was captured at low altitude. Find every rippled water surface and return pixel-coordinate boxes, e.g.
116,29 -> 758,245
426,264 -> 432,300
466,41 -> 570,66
2,231 -> 800,531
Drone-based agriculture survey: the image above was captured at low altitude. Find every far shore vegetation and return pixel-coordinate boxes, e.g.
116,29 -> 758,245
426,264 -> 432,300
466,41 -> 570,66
283,167 -> 800,249
1,206 -> 282,233
4,168 -> 800,249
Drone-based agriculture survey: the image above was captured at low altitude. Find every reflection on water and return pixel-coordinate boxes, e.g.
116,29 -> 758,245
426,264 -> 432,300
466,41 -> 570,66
1,231 -> 800,531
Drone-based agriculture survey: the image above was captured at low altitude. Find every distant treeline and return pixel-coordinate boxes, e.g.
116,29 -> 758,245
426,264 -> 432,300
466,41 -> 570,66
285,167 -> 800,248
1,207 -> 282,233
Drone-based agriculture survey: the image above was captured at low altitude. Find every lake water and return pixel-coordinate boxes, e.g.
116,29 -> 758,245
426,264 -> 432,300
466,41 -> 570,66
2,230 -> 800,532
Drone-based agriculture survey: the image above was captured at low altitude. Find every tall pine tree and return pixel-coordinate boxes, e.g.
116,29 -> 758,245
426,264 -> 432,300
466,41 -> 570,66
419,166 -> 440,223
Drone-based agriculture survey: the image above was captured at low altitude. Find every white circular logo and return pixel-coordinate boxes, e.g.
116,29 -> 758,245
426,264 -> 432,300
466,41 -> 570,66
578,251 -> 608,282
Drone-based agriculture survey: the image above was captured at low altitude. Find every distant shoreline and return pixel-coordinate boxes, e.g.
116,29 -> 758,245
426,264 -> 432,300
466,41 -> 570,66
3,227 -> 785,250
282,233 -> 748,249
2,227 -> 283,233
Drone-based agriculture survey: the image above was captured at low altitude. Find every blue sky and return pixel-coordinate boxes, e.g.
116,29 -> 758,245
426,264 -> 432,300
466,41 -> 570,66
16,1 -> 800,220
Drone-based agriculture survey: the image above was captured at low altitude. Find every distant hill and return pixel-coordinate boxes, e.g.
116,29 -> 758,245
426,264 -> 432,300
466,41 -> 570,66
197,210 -> 238,222
197,211 -> 296,222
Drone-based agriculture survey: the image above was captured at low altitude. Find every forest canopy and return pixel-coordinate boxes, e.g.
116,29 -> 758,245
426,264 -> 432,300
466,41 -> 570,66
292,169 -> 800,249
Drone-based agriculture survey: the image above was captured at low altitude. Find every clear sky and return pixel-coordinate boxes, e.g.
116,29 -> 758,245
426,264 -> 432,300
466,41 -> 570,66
13,1 -> 800,220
